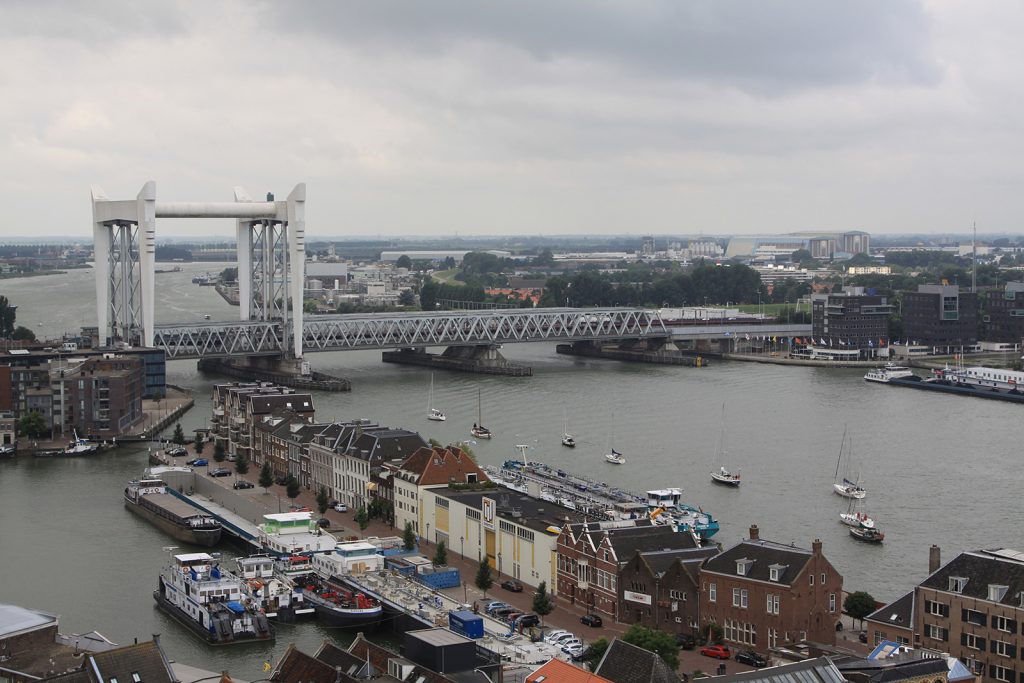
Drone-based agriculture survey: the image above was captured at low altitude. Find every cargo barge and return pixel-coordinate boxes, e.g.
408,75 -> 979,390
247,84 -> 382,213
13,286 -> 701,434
124,477 -> 222,546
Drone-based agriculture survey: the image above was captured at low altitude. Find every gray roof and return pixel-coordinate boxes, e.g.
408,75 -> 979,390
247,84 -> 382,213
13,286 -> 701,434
0,603 -> 56,637
710,656 -> 845,683
834,654 -> 949,683
640,547 -> 720,577
248,393 -> 314,415
436,488 -> 589,534
607,526 -> 698,562
594,639 -> 679,683
919,548 -> 1024,605
865,591 -> 914,630
703,538 -> 813,585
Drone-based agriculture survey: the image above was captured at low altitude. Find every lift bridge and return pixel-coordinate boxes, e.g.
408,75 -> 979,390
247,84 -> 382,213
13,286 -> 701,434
92,182 -> 669,361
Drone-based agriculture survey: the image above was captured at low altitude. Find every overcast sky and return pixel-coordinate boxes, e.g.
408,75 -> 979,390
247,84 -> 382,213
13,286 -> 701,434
2,1 -> 1023,238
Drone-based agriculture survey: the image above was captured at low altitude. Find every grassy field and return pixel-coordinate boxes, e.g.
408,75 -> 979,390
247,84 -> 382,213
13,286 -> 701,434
430,269 -> 463,285
734,303 -> 805,315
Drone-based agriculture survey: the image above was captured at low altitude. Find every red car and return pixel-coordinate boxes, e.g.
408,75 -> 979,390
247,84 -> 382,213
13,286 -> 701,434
700,645 -> 732,659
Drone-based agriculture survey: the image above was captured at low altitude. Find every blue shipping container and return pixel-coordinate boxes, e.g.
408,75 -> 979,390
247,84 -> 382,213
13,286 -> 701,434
449,610 -> 484,639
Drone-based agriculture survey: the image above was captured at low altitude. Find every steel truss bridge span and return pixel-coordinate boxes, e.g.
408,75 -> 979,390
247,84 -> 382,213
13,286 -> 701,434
153,308 -> 669,360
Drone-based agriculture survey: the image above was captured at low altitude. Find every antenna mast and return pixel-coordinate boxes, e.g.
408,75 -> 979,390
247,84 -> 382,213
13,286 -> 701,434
972,221 -> 977,293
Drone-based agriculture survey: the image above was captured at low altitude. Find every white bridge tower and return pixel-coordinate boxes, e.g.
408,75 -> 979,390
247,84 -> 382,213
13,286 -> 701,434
91,182 -> 306,357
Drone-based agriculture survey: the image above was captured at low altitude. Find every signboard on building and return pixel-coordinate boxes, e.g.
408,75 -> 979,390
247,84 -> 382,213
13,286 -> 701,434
482,497 -> 495,531
624,590 -> 652,605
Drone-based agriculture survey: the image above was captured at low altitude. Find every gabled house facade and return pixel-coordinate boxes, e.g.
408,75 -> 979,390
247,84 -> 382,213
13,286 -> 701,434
618,545 -> 719,638
699,525 -> 842,653
391,446 -> 489,538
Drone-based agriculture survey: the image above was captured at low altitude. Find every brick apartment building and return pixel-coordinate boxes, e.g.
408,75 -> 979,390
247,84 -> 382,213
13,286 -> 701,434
617,545 -> 719,638
557,520 -> 699,621
902,284 -> 979,353
700,525 -> 842,653
915,547 -> 1024,683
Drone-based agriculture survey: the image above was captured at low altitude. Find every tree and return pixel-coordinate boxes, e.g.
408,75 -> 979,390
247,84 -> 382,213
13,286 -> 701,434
532,580 -> 553,625
428,437 -> 442,448
0,296 -> 15,338
403,522 -> 416,551
354,506 -> 369,531
193,435 -> 204,455
581,637 -> 610,671
18,410 -> 47,439
220,267 -> 238,283
844,591 -> 877,627
622,624 -> 680,671
433,540 -> 448,566
213,441 -> 226,463
11,326 -> 35,341
316,486 -> 329,515
235,451 -> 249,475
259,461 -> 274,492
396,254 -> 413,270
171,423 -> 186,445
285,474 -> 300,501
474,558 -> 494,597
398,290 -> 416,306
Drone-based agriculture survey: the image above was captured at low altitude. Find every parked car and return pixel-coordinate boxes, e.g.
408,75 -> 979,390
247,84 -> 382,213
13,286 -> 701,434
735,650 -> 767,668
560,638 -> 584,654
580,614 -> 603,627
233,480 -> 255,489
503,611 -> 524,623
700,645 -> 732,660
517,614 -> 540,628
289,505 -> 311,512
485,602 -> 511,615
208,468 -> 232,477
543,630 -> 571,643
675,633 -> 696,650
563,643 -> 585,659
186,458 -> 208,467
165,447 -> 187,457
501,579 -> 524,592
858,631 -> 868,643
333,502 -> 348,513
316,518 -> 330,528
547,632 -> 578,646
274,475 -> 289,486
492,607 -> 517,618
226,454 -> 237,462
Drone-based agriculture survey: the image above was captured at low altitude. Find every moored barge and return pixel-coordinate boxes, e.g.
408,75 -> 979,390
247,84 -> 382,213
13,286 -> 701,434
124,478 -> 222,546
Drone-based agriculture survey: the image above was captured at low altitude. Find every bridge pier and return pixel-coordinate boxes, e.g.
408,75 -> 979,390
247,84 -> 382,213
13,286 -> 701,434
555,338 -> 708,367
381,345 -> 533,376
197,356 -> 352,391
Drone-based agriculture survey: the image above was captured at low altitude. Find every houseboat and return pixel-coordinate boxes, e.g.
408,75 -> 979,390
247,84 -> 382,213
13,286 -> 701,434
257,512 -> 337,557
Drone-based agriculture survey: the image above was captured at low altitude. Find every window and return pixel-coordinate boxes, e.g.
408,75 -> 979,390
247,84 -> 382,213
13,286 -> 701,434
821,572 -> 826,584
949,577 -> 968,593
963,608 -> 986,627
926,624 -> 948,641
733,588 -> 742,607
873,630 -> 884,646
670,589 -> 686,601
709,583 -> 716,603
963,633 -> 985,651
992,640 -> 1016,658
809,574 -> 814,586
769,566 -> 779,582
991,665 -> 1014,682
992,615 -> 1016,633
926,600 -> 949,618
766,594 -> 779,615
829,593 -> 836,613
741,589 -> 748,608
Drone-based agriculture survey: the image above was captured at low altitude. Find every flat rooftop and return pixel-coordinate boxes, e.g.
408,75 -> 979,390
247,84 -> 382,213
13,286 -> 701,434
433,487 -> 589,534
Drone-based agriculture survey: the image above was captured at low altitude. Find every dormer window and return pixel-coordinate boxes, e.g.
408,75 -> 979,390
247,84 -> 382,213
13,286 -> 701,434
736,559 -> 753,576
988,584 -> 1009,602
769,564 -> 786,582
949,576 -> 968,593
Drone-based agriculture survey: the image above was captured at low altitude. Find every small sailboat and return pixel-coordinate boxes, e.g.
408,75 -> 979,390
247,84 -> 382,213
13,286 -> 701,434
604,413 -> 624,464
709,405 -> 740,486
427,373 -> 446,422
470,388 -> 492,439
839,499 -> 876,529
832,428 -> 866,499
561,410 -> 575,448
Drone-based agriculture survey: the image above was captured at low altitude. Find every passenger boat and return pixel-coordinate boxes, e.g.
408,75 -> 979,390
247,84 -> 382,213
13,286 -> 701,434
849,526 -> 884,543
864,363 -> 916,383
64,429 -> 98,456
124,478 -> 222,546
291,572 -> 383,628
257,512 -> 337,558
932,365 -> 1024,391
154,551 -> 275,645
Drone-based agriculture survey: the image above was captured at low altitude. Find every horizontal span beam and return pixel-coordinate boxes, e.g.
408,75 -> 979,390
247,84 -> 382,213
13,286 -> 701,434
154,202 -> 279,219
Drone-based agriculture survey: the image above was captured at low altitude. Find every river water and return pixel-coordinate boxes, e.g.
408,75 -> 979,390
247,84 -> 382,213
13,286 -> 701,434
1,265 -> 1021,676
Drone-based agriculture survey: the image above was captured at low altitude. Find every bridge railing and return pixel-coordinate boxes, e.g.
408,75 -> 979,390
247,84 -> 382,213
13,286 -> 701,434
153,321 -> 282,359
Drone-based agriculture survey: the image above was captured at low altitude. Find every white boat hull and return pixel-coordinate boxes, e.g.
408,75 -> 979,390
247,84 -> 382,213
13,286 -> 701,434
711,472 -> 740,486
605,453 -> 625,464
833,483 -> 866,499
839,512 -> 875,529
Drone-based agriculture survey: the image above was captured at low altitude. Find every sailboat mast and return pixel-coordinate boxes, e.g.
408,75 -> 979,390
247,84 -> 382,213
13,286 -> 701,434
834,426 -> 847,481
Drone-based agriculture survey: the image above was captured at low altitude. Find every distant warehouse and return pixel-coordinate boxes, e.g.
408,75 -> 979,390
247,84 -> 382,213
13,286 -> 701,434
379,250 -> 512,264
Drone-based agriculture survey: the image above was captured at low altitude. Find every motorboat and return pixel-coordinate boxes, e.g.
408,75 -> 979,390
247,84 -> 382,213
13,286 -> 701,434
605,449 -> 625,465
64,429 -> 98,456
864,363 -> 916,383
710,466 -> 741,487
561,434 -> 576,448
849,526 -> 884,543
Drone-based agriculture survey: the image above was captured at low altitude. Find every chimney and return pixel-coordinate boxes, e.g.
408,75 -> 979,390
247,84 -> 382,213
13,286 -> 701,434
812,538 -> 822,555
749,524 -> 759,541
929,545 -> 941,574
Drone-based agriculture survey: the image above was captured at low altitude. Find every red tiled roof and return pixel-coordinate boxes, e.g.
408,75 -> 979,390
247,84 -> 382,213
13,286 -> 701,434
526,658 -> 614,683
398,446 -> 490,486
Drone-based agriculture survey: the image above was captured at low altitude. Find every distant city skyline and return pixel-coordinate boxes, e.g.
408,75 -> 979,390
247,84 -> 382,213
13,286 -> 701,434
2,1 -> 1024,237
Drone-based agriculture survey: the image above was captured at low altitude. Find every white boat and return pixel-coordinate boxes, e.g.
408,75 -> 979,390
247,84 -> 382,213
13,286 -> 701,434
709,404 -> 740,486
605,448 -> 625,465
427,373 -> 446,422
936,365 -> 1024,391
64,429 -> 98,456
832,427 -> 866,499
561,410 -> 576,448
154,550 -> 274,644
835,499 -> 876,532
864,363 -> 916,383
470,388 -> 492,439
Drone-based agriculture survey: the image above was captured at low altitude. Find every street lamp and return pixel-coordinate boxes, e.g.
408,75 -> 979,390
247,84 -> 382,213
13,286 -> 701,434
460,535 -> 465,559
497,552 -> 502,578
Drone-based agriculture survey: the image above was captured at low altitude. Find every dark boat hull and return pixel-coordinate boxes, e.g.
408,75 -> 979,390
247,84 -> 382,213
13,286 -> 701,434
125,497 -> 221,546
887,376 -> 1024,404
153,587 -> 274,645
